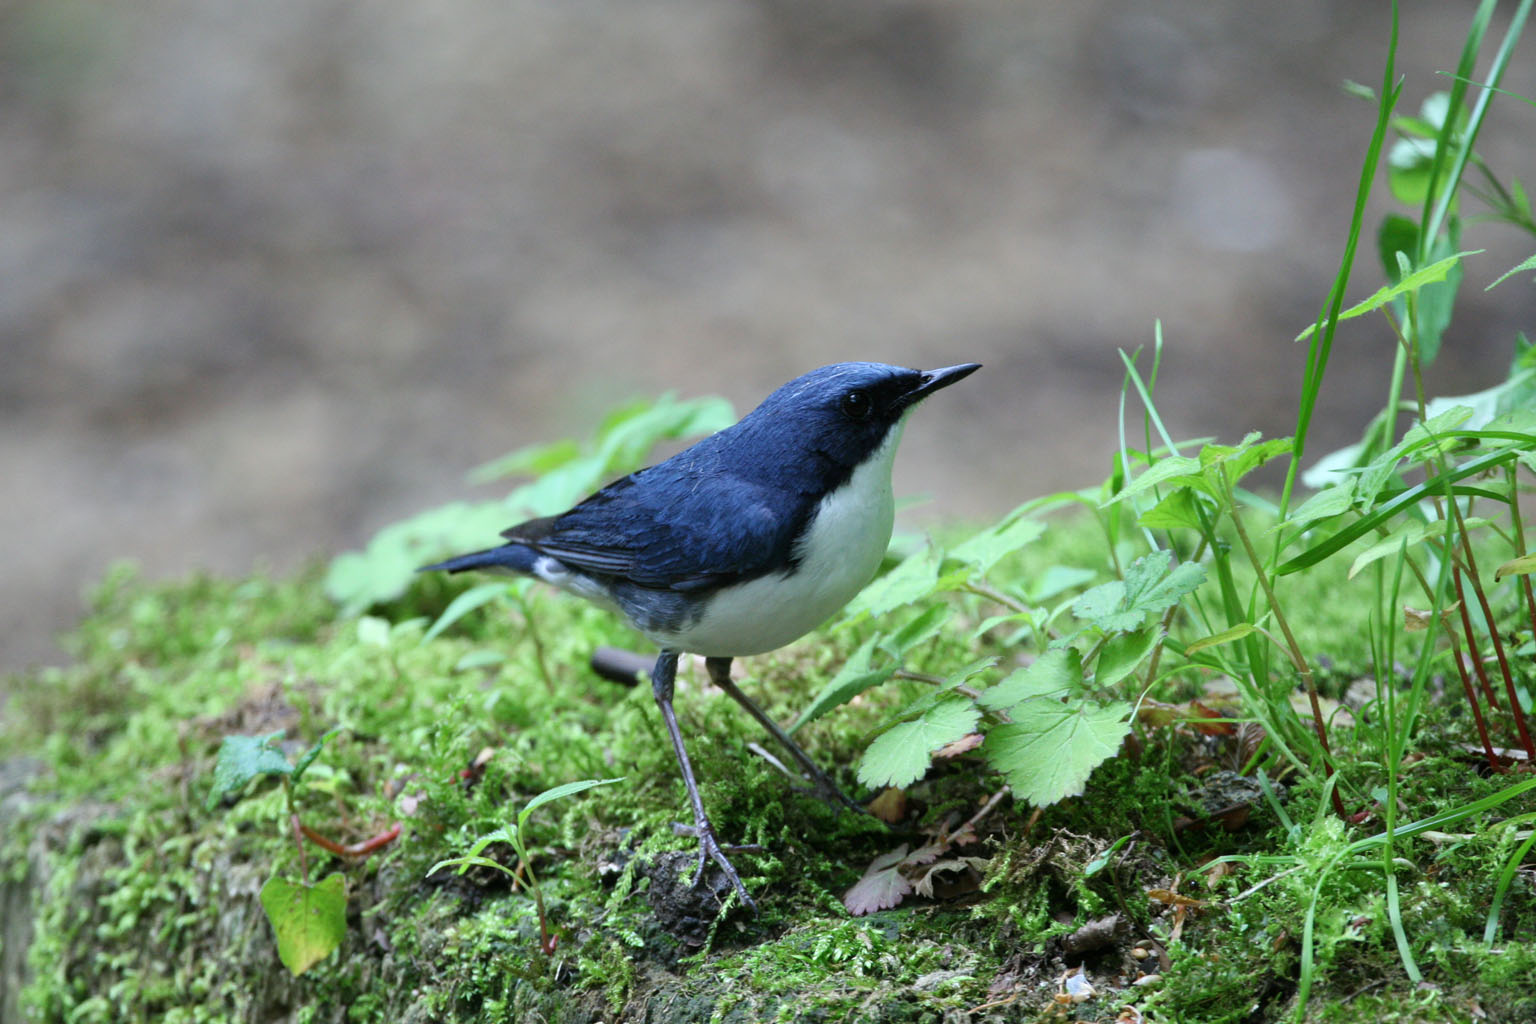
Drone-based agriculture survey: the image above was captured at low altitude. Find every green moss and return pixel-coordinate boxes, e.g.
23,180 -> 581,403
4,494 -> 1536,1024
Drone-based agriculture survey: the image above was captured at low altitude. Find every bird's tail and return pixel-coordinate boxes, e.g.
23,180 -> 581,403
419,544 -> 540,576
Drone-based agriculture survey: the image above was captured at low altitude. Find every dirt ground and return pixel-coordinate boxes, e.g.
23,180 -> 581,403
3,0 -> 1533,672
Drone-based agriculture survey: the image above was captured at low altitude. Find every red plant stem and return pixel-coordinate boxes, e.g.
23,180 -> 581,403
1523,576 -> 1536,666
1458,554 -> 1534,760
290,814 -> 311,886
1449,632 -> 1501,772
299,821 -> 404,859
1453,568 -> 1502,711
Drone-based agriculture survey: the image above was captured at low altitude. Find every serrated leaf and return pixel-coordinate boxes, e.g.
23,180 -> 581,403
857,697 -> 980,790
1094,627 -> 1161,688
1071,553 -> 1206,633
845,545 -> 941,618
260,874 -> 347,976
1281,480 -> 1358,532
1137,488 -> 1208,531
943,657 -> 999,689
206,732 -> 292,809
1108,455 -> 1206,504
948,516 -> 1047,575
1210,436 -> 1294,488
978,647 -> 1082,712
1296,250 -> 1482,342
1400,405 -> 1475,453
517,777 -> 626,831
791,636 -> 895,733
983,699 -> 1133,807
844,845 -> 913,916
423,582 -> 513,643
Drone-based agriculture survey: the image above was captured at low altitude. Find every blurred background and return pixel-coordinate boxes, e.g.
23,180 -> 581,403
3,0 -> 1533,672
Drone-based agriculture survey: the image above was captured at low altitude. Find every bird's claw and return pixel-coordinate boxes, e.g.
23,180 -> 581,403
670,821 -> 762,913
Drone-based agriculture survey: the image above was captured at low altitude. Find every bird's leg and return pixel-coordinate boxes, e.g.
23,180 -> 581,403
650,650 -> 759,912
704,657 -> 865,815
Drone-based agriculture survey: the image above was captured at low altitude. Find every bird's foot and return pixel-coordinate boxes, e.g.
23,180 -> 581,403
671,821 -> 763,913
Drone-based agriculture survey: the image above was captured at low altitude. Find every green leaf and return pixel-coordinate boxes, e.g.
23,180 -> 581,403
844,544 -> 940,619
426,853 -> 518,880
1347,518 -> 1486,579
469,437 -> 583,483
206,732 -> 292,809
1071,553 -> 1206,633
325,500 -> 511,615
879,604 -> 952,661
1281,480 -> 1358,532
1406,229 -> 1463,366
1495,554 -> 1536,581
856,697 -> 980,790
260,874 -> 347,976
1208,435 -> 1294,488
978,647 -> 1082,712
517,777 -> 626,832
791,636 -> 895,733
1295,250 -> 1482,342
357,615 -> 392,648
1137,488 -> 1208,531
454,649 -> 507,672
1377,214 -> 1419,283
291,726 -> 345,785
983,699 -> 1132,807
423,582 -> 513,643
1486,252 -> 1536,292
1027,566 -> 1098,603
1094,627 -> 1161,688
1399,404 -> 1474,454
1279,448 -> 1519,575
1185,623 -> 1257,655
1108,455 -> 1206,504
948,516 -> 1047,575
451,826 -> 520,868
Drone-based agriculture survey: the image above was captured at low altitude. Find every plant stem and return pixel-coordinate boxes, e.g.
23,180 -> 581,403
1224,481 -> 1347,818
1448,631 -> 1502,771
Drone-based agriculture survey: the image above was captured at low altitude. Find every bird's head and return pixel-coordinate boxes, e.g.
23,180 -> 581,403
731,361 -> 980,480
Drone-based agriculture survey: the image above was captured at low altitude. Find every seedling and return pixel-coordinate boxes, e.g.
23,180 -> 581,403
428,776 -> 625,955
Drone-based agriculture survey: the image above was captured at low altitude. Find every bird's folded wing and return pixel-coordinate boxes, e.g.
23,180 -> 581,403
502,469 -> 811,591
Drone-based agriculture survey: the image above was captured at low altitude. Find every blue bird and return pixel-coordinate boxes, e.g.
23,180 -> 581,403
423,361 -> 980,909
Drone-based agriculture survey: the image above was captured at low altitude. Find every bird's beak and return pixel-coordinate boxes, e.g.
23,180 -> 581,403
903,363 -> 981,406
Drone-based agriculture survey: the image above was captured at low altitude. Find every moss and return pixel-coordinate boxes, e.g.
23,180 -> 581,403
4,502 -> 1536,1024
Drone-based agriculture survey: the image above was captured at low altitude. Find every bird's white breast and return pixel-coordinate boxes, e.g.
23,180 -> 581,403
652,423 -> 903,657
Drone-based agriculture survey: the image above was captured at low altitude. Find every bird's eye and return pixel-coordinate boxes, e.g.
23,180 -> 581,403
841,389 -> 873,420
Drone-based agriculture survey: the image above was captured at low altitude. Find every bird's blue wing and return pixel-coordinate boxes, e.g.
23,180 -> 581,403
503,461 -> 814,591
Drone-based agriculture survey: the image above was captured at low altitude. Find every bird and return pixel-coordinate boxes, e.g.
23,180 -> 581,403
423,361 -> 980,909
